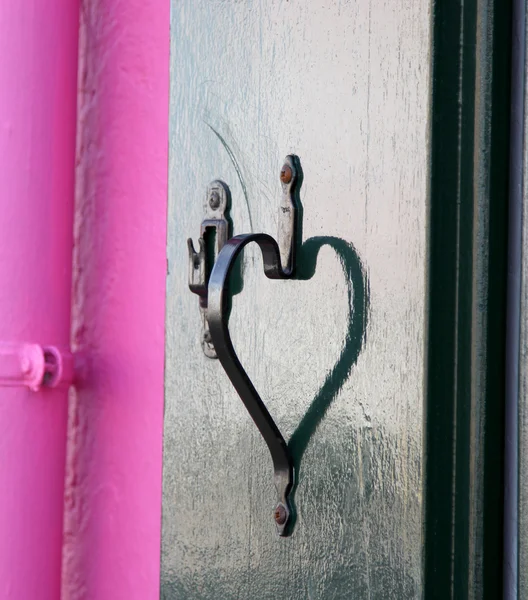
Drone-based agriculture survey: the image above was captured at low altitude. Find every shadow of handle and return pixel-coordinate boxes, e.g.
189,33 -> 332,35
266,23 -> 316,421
285,236 -> 369,529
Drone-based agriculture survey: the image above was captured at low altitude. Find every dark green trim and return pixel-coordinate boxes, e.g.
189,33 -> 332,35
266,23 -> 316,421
425,0 -> 511,597
483,0 -> 512,592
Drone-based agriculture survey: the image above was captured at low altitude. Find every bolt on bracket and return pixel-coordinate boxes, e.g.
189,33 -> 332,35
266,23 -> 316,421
0,343 -> 74,391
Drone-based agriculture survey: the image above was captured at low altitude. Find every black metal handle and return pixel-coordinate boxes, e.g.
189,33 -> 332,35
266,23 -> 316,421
189,155 -> 300,535
207,233 -> 295,535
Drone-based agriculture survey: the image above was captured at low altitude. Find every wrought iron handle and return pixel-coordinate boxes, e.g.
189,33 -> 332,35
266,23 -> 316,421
208,234 -> 294,535
189,156 -> 300,535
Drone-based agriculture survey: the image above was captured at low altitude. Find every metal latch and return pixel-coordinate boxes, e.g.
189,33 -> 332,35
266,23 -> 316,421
187,180 -> 230,358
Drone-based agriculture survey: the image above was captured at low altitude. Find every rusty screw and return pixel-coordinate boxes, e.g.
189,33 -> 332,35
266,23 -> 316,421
274,503 -> 287,526
209,191 -> 221,210
280,164 -> 292,184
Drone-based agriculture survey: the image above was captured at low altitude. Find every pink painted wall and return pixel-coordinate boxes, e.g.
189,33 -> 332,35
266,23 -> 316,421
0,2 -> 79,598
62,0 -> 169,598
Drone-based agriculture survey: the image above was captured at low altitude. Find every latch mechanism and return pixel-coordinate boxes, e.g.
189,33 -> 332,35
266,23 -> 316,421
187,180 -> 230,357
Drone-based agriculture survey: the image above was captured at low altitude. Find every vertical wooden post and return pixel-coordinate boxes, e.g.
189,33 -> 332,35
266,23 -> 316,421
0,1 -> 79,597
61,1 -> 169,598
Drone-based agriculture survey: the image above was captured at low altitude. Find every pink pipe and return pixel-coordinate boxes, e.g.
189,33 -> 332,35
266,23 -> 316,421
62,1 -> 169,598
0,1 -> 79,598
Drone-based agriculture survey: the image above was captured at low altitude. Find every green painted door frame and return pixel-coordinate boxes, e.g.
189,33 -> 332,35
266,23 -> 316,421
425,0 -> 511,597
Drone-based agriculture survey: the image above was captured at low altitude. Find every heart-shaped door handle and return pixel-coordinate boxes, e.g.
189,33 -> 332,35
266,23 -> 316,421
188,156 -> 301,535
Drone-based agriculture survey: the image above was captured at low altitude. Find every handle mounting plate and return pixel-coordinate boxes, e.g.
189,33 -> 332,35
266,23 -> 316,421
187,180 -> 230,357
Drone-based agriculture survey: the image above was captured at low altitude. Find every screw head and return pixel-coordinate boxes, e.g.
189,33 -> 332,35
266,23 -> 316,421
20,356 -> 31,374
209,191 -> 221,210
280,164 -> 293,184
274,503 -> 288,526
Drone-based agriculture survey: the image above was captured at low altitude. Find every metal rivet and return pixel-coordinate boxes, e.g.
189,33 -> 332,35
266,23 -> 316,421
209,191 -> 221,210
274,504 -> 287,526
280,164 -> 292,184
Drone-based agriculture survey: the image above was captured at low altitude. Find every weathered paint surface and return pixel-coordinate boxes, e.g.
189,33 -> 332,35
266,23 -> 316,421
0,2 -> 78,597
163,1 -> 430,597
61,0 -> 169,598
